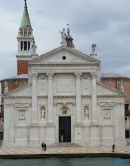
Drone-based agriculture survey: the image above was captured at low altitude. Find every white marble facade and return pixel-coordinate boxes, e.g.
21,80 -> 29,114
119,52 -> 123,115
3,46 -> 127,146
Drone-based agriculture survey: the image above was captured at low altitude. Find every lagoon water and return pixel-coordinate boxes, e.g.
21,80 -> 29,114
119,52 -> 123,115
0,157 -> 129,166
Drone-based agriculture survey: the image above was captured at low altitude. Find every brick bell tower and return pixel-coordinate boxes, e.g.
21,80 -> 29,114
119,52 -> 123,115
16,0 -> 38,75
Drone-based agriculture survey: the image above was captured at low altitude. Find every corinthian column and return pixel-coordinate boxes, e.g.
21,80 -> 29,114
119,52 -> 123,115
32,73 -> 38,123
74,72 -> 84,146
75,72 -> 82,123
91,73 -> 97,123
47,73 -> 54,124
45,73 -> 55,144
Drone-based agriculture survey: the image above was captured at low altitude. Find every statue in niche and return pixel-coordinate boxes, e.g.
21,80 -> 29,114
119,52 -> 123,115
19,112 -> 25,120
59,28 -> 66,43
41,107 -> 45,119
84,106 -> 89,119
62,107 -> 67,114
104,111 -> 110,119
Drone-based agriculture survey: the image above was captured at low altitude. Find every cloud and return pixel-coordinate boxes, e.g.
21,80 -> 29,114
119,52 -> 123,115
0,0 -> 130,83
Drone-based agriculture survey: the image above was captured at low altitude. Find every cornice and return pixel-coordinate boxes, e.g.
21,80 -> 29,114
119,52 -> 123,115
54,95 -> 75,98
4,96 -> 31,99
97,94 -> 125,97
29,62 -> 99,67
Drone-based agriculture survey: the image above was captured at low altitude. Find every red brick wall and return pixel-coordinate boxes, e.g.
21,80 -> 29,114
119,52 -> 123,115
101,79 -> 130,103
1,80 -> 26,111
17,60 -> 28,75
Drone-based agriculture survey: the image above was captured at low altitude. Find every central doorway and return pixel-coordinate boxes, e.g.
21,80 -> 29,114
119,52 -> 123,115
59,117 -> 71,142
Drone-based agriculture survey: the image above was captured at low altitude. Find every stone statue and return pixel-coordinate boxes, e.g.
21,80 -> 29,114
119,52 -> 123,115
32,41 -> 37,54
84,106 -> 89,119
19,113 -> 25,120
104,111 -> 110,119
41,107 -> 45,119
120,80 -> 124,92
59,29 -> 66,43
91,43 -> 97,54
4,81 -> 8,92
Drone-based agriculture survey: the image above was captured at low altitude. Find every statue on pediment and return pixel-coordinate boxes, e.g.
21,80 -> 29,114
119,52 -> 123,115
91,43 -> 97,54
59,28 -> 66,43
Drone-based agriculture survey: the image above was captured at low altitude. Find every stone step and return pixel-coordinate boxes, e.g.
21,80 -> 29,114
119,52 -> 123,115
48,143 -> 81,148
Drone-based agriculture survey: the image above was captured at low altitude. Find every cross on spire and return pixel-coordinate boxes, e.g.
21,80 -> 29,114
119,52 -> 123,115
24,0 -> 27,8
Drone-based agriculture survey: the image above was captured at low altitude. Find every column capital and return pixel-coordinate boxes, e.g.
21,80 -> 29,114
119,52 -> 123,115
32,73 -> 38,79
90,72 -> 97,78
46,73 -> 54,79
75,72 -> 82,79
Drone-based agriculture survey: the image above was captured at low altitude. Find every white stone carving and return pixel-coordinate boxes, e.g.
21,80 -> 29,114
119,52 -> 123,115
84,106 -> 89,119
59,29 -> 66,45
91,43 -> 97,54
104,111 -> 110,119
32,41 -> 37,54
41,107 -> 45,119
62,107 -> 67,114
120,80 -> 124,92
4,81 -> 8,93
19,111 -> 25,120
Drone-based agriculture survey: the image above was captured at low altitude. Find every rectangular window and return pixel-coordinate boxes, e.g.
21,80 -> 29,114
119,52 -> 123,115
28,41 -> 30,50
21,41 -> 23,51
24,41 -> 27,51
125,104 -> 129,111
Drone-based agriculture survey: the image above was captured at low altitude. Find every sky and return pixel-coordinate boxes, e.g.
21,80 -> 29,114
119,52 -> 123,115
0,0 -> 130,80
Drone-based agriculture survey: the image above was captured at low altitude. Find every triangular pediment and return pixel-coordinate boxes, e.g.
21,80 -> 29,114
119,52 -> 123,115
3,83 -> 32,98
97,81 -> 125,97
29,46 -> 100,64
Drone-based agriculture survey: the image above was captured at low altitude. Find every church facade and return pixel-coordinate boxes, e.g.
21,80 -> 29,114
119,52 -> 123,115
2,1 -> 127,146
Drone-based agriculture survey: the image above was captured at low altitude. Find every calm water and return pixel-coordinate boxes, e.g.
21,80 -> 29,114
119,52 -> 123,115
0,157 -> 130,166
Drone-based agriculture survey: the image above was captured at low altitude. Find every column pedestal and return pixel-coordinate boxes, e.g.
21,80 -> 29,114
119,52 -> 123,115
45,124 -> 55,145
74,123 -> 84,146
90,125 -> 100,146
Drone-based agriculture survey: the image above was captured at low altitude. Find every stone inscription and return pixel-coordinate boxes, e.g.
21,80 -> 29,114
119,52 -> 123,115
57,78 -> 72,92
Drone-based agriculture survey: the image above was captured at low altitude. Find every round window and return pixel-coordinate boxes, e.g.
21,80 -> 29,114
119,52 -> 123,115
62,56 -> 66,60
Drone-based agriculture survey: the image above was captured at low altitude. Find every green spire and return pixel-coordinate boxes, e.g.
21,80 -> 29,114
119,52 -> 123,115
20,1 -> 32,29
